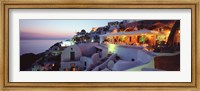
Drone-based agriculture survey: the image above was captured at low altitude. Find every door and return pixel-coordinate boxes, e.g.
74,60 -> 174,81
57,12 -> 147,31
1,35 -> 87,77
70,52 -> 75,61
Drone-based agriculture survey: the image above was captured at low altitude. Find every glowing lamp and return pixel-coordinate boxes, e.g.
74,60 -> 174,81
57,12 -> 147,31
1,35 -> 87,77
108,44 -> 116,53
91,39 -> 94,42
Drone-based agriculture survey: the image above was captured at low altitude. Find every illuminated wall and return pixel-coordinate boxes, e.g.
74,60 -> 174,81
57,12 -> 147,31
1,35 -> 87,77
108,44 -> 116,53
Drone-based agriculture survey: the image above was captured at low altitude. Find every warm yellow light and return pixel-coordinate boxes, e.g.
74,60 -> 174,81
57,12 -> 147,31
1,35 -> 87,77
112,28 -> 118,33
108,44 -> 116,53
168,31 -> 171,34
92,27 -> 97,32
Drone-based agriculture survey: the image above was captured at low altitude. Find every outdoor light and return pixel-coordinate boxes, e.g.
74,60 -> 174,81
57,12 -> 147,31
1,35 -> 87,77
122,36 -> 126,41
108,44 -> 116,53
91,39 -> 94,42
71,41 -> 75,45
139,36 -> 146,43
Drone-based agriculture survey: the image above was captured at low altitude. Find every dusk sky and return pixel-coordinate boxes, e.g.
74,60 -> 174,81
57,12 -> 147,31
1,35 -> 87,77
20,19 -> 123,40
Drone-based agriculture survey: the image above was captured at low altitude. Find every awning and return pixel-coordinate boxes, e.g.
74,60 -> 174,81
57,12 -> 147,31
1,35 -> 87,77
100,30 -> 159,37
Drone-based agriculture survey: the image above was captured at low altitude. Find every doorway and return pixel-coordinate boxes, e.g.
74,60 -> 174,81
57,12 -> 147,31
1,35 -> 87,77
70,52 -> 75,61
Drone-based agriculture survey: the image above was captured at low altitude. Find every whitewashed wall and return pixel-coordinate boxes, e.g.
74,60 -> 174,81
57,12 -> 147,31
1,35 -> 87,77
61,45 -> 82,62
114,45 -> 142,61
78,43 -> 97,57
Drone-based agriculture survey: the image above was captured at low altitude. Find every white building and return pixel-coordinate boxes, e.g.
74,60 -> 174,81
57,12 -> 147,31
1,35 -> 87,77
60,43 -> 108,71
94,29 -> 180,71
60,45 -> 82,70
60,40 -> 74,47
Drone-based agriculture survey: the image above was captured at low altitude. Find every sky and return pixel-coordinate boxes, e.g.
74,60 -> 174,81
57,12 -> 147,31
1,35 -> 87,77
20,19 -> 123,40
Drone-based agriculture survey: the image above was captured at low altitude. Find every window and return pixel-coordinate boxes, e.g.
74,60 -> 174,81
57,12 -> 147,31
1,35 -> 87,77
132,58 -> 135,62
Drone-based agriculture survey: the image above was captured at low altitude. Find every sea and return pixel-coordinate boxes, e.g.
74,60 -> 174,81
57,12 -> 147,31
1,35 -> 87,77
20,39 -> 65,55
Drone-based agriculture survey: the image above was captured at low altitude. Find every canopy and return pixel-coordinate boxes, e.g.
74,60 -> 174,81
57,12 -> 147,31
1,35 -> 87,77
100,30 -> 159,37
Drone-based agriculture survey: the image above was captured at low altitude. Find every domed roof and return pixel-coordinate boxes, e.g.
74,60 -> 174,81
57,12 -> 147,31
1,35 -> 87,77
81,29 -> 86,33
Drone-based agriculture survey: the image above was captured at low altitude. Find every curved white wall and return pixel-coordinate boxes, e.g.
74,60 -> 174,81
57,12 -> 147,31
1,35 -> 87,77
113,45 -> 142,61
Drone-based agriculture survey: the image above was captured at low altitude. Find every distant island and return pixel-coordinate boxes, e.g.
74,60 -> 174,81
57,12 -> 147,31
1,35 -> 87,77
20,20 -> 180,71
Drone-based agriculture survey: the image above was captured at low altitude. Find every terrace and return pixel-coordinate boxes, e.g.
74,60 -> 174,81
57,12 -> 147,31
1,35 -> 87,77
96,24 -> 180,71
100,28 -> 180,53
